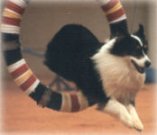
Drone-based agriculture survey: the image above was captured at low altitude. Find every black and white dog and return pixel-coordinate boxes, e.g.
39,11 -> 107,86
45,24 -> 151,131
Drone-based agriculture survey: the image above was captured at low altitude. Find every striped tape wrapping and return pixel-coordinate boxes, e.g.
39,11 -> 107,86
7,58 -> 40,95
1,0 -> 27,34
97,0 -> 128,38
4,47 -> 90,112
2,0 -> 90,112
97,0 -> 127,24
3,47 -> 90,112
2,0 -> 128,112
60,91 -> 89,112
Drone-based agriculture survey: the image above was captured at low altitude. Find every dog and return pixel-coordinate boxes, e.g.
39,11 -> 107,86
44,24 -> 151,131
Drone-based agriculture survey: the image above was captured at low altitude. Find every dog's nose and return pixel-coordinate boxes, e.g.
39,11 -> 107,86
145,61 -> 151,68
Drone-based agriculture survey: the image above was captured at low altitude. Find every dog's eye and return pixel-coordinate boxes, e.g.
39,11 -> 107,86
136,46 -> 141,52
143,45 -> 148,53
136,46 -> 140,50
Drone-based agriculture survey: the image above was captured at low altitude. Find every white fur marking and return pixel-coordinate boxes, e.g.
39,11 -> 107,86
92,47 -> 145,103
131,54 -> 151,68
92,38 -> 145,104
131,35 -> 143,46
92,38 -> 116,56
104,99 -> 134,128
127,105 -> 144,131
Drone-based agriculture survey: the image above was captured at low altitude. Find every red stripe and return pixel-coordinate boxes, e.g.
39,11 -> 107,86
20,75 -> 36,91
2,17 -> 21,26
101,0 -> 119,12
106,8 -> 125,22
6,1 -> 25,15
70,93 -> 80,112
11,64 -> 28,79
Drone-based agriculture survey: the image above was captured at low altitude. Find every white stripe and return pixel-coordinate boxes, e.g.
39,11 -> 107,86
25,79 -> 40,95
77,91 -> 88,110
60,93 -> 66,111
110,14 -> 127,24
144,54 -> 151,62
104,99 -> 134,128
97,0 -> 111,5
10,0 -> 27,8
131,35 -> 143,46
1,24 -> 20,34
60,93 -> 72,112
8,59 -> 26,72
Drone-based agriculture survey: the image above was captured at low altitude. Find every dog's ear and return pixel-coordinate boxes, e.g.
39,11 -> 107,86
134,24 -> 145,39
134,24 -> 149,53
134,24 -> 148,44
139,24 -> 144,34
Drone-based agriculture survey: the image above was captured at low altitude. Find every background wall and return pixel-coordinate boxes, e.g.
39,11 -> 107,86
2,0 -> 157,82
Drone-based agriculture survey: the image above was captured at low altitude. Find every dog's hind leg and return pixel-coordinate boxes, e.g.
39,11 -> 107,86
127,104 -> 144,131
100,99 -> 134,128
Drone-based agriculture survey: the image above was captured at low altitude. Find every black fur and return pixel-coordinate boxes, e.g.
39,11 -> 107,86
110,24 -> 148,58
134,24 -> 148,53
44,24 -> 109,105
110,35 -> 143,58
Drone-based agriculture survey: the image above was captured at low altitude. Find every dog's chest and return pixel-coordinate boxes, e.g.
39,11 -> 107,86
93,54 -> 145,103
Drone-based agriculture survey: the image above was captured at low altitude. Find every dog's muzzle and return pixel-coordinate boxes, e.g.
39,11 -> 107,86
131,59 -> 151,74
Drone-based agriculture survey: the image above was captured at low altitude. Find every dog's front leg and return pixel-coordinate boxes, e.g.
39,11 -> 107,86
99,99 -> 134,128
127,104 -> 144,131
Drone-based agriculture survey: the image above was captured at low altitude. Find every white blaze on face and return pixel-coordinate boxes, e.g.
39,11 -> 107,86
131,35 -> 143,47
131,55 -> 150,68
130,35 -> 151,67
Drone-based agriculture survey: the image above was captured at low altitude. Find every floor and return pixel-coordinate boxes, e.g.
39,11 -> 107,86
1,79 -> 157,135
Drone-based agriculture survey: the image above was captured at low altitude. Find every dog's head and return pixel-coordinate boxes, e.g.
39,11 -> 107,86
109,24 -> 151,74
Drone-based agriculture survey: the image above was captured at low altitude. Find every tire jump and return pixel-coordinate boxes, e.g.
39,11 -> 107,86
2,0 -> 128,112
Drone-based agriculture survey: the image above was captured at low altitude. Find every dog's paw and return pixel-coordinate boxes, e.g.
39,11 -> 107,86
133,119 -> 144,131
127,105 -> 144,131
120,113 -> 134,128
